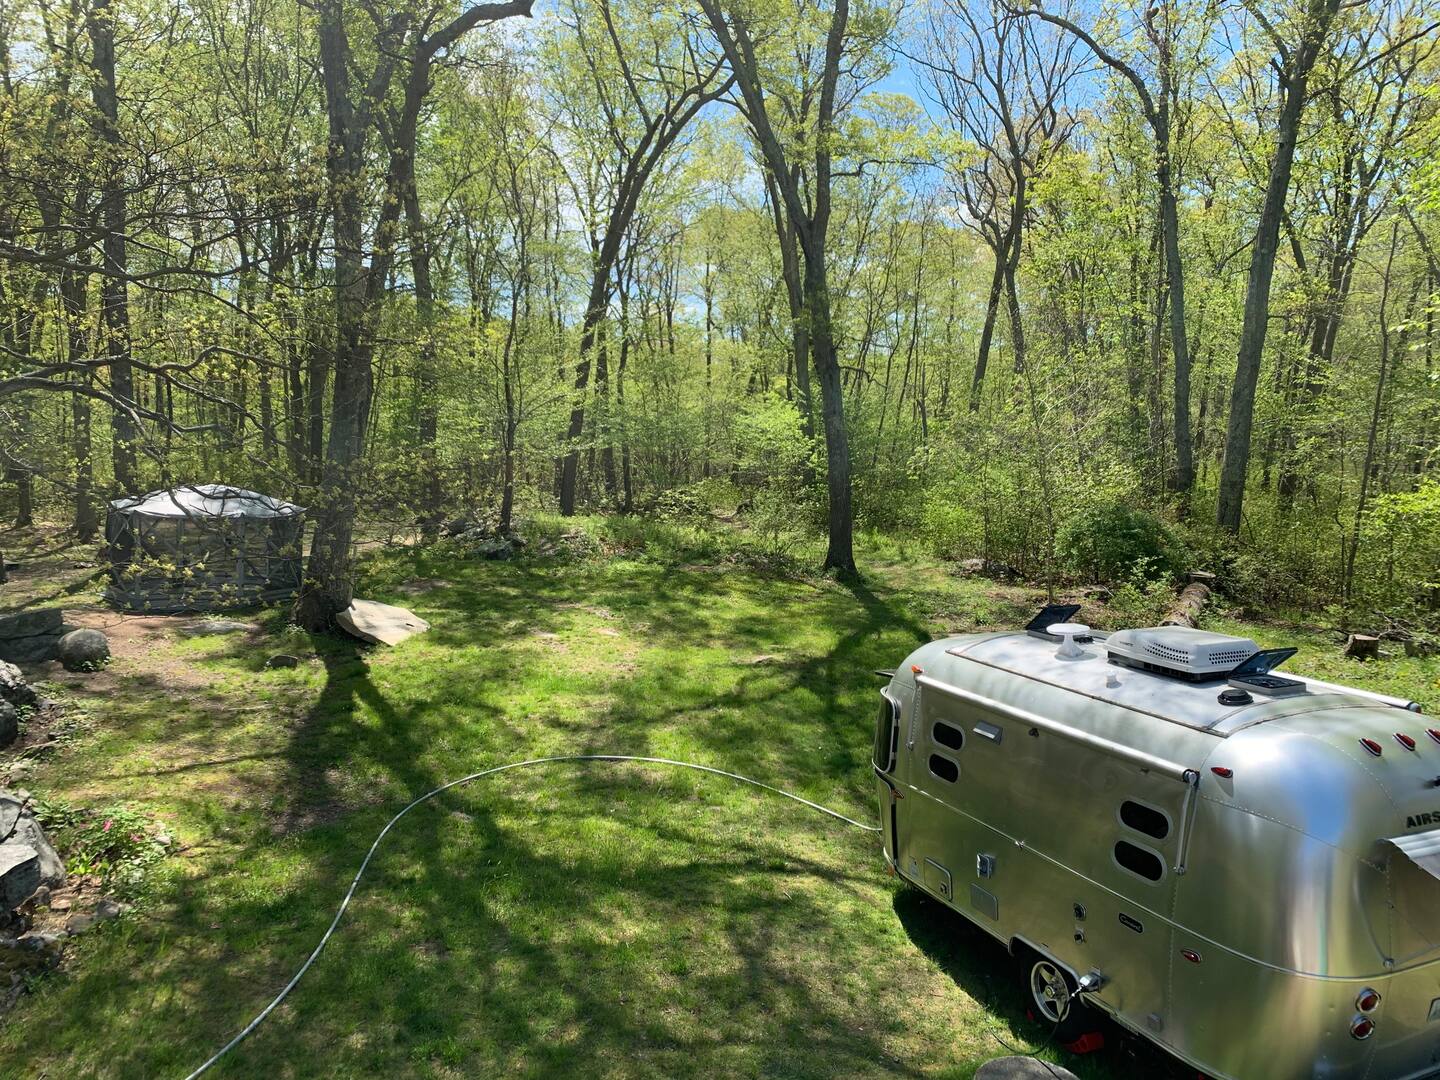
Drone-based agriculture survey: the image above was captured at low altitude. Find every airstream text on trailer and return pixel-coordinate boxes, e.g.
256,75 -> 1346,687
875,613 -> 1438,1080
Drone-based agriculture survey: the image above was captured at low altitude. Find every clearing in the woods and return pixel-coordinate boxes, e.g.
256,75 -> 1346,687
1,519 -> 1435,1079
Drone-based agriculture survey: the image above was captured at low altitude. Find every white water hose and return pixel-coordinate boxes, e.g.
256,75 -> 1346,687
184,754 -> 880,1078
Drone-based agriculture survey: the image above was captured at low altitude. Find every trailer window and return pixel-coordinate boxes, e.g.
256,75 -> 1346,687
1119,800 -> 1170,841
873,693 -> 900,773
1114,840 -> 1164,882
931,720 -> 965,751
928,754 -> 959,783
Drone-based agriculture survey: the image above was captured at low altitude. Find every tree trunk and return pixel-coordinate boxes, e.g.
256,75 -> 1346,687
89,0 -> 138,496
969,253 -> 1005,411
403,157 -> 442,539
807,263 -> 854,575
558,274 -> 606,516
295,3 -> 389,629
1215,0 -> 1339,532
1159,171 -> 1194,496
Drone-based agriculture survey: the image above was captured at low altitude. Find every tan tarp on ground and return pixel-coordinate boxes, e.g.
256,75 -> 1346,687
336,599 -> 430,646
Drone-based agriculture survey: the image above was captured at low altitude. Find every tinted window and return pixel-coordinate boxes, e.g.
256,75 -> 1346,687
1114,841 -> 1164,882
932,721 -> 964,751
1120,800 -> 1170,840
873,694 -> 899,772
928,754 -> 959,783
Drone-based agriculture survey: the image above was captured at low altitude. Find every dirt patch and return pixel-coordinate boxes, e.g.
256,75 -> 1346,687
559,603 -> 617,620
398,578 -> 450,596
34,610 -> 230,696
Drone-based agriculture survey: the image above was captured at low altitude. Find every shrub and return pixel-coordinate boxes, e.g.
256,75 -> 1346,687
1056,502 -> 1178,583
32,799 -> 169,897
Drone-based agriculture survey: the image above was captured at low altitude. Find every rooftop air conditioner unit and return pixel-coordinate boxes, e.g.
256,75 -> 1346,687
1105,626 -> 1259,682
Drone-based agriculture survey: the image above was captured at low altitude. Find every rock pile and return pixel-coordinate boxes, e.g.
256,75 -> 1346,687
0,610 -> 68,665
0,790 -> 65,905
0,661 -> 38,749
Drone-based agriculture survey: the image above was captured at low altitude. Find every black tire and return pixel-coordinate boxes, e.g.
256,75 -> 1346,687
1018,950 -> 1101,1045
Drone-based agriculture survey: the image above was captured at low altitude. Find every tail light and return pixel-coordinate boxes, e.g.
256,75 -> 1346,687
1396,733 -> 1417,751
1356,988 -> 1381,1013
1360,738 -> 1383,757
1211,766 -> 1233,778
1350,1015 -> 1375,1040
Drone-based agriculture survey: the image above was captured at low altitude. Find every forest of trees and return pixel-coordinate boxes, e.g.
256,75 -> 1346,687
0,0 -> 1437,629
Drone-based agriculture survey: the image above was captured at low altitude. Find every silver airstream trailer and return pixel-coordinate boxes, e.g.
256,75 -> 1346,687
875,610 -> 1438,1080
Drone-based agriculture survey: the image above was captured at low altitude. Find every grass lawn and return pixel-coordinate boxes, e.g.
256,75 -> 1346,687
1,519 -> 1435,1079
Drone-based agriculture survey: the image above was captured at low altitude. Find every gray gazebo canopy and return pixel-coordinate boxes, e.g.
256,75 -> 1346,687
105,484 -> 307,613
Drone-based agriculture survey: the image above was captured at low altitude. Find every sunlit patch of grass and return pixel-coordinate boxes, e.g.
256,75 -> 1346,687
6,523 -> 1427,1079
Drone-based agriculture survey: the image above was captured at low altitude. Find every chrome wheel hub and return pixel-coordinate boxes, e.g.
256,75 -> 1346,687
1030,960 -> 1072,1023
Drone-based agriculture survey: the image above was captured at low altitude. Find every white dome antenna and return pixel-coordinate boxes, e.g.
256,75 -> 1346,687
1048,622 -> 1091,660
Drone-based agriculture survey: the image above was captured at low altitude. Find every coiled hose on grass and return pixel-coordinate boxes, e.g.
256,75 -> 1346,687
184,754 -> 880,1078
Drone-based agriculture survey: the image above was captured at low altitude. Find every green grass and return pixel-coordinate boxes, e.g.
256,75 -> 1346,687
1,517 -> 1434,1079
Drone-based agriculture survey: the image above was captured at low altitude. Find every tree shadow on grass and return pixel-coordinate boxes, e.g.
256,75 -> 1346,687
3,550 -> 1048,1078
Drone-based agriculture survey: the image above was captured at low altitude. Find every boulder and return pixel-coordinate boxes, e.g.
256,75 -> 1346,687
0,792 -> 64,887
472,538 -> 515,560
5,817 -> 63,886
0,702 -> 14,750
0,609 -> 65,666
56,629 -> 109,672
0,845 -> 39,911
336,599 -> 429,647
0,611 -> 63,640
0,663 -> 37,710
0,636 -> 60,665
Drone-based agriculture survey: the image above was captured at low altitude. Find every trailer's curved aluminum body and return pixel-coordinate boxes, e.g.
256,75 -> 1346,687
876,631 -> 1440,1080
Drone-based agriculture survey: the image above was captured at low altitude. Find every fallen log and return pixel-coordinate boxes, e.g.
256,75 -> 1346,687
1162,581 -> 1211,629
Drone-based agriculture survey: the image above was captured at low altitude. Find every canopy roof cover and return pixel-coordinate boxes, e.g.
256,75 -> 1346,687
1387,828 -> 1440,882
110,485 -> 303,519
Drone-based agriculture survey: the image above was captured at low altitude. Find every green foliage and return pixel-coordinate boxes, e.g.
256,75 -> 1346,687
1056,502 -> 1179,584
1369,481 -> 1440,591
32,798 -> 168,896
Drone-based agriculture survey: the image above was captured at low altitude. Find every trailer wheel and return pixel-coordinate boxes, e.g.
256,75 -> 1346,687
1019,951 -> 1100,1045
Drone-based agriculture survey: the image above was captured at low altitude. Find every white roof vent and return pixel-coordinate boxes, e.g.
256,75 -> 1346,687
1105,626 -> 1258,682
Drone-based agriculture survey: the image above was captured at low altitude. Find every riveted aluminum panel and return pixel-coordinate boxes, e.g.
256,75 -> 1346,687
884,631 -> 1440,1080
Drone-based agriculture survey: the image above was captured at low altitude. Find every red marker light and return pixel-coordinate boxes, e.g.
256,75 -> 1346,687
1210,766 -> 1233,779
1181,949 -> 1202,964
910,664 -> 923,674
1350,1016 -> 1375,1040
1427,729 -> 1440,745
1396,733 -> 1417,751
1356,988 -> 1381,1013
1361,738 -> 1383,757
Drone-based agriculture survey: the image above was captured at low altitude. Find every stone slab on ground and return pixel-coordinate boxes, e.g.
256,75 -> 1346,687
337,599 -> 430,647
0,609 -> 66,666
0,611 -> 63,640
974,1058 -> 1078,1080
